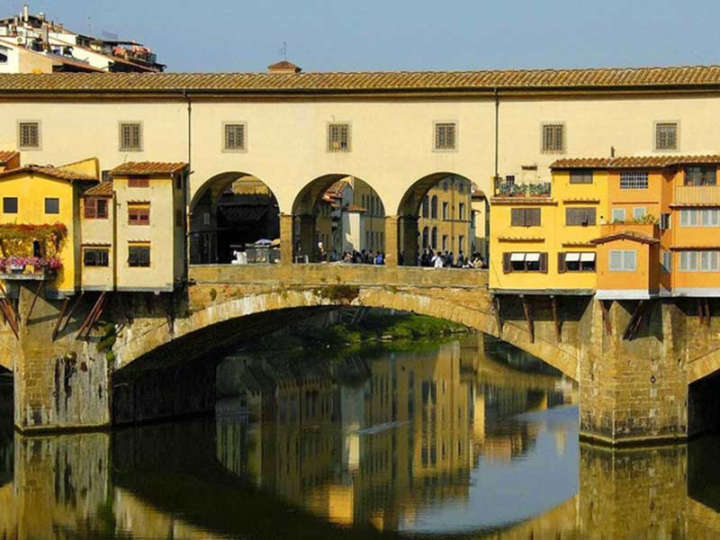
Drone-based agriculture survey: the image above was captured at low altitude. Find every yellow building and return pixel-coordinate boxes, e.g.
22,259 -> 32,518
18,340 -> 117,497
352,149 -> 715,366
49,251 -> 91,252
418,176 -> 473,258
0,161 -> 98,296
110,162 -> 188,293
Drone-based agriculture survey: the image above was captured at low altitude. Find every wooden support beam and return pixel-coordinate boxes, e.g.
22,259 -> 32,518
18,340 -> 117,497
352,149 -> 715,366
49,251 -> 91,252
623,300 -> 648,341
550,295 -> 561,342
493,295 -> 503,335
59,292 -> 84,334
521,295 -> 534,343
76,292 -> 106,340
599,299 -> 612,335
24,281 -> 44,326
0,299 -> 18,339
698,298 -> 705,326
51,297 -> 70,341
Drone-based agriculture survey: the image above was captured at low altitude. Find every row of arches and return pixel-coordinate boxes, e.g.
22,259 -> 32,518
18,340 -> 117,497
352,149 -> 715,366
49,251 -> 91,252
188,171 -> 489,266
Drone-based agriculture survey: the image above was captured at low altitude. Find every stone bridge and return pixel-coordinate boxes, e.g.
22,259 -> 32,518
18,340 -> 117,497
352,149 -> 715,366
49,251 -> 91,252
4,263 -> 720,445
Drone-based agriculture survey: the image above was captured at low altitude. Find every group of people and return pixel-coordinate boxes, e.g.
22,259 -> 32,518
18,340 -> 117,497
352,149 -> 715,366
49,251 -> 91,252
340,250 -> 385,265
419,248 -> 485,269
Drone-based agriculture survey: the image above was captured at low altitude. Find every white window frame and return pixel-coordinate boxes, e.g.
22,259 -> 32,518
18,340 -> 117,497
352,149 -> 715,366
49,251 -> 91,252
609,249 -> 637,272
633,207 -> 647,221
680,209 -> 720,227
620,171 -> 649,190
612,208 -> 626,223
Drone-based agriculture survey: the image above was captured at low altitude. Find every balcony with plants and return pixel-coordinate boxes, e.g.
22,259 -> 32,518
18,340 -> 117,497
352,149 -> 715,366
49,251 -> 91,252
0,223 -> 66,280
493,178 -> 552,199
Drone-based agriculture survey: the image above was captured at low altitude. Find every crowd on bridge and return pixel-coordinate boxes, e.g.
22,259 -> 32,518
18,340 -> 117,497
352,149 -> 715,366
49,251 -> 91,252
419,249 -> 486,269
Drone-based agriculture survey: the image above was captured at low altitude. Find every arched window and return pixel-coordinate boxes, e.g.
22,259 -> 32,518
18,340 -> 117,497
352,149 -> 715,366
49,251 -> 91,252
431,227 -> 438,249
422,196 -> 429,218
422,227 -> 429,249
431,196 -> 438,219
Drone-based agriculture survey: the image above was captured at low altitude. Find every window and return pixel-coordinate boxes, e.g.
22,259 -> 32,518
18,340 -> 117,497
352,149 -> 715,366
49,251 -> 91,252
679,250 -> 720,272
458,235 -> 464,253
609,250 -> 637,272
611,208 -> 626,223
661,251 -> 672,273
128,177 -> 149,188
83,248 -> 109,267
660,213 -> 671,230
128,203 -> 150,225
655,122 -> 678,151
633,207 -> 647,221
434,122 -> 456,150
558,252 -> 596,272
430,196 -> 438,219
511,208 -> 541,227
565,207 -> 596,226
128,244 -> 151,267
541,123 -> 564,153
680,209 -> 720,227
43,197 -> 59,214
119,122 -> 142,151
85,198 -> 108,219
422,196 -> 429,218
3,197 -> 17,214
459,203 -> 466,220
503,252 -> 548,273
203,212 -> 211,226
431,227 -> 438,249
442,202 -> 449,220
570,170 -> 593,184
18,121 -> 40,149
224,123 -> 245,151
442,235 -> 448,251
328,123 -> 350,152
620,171 -> 648,189
422,227 -> 429,248
684,166 -> 717,186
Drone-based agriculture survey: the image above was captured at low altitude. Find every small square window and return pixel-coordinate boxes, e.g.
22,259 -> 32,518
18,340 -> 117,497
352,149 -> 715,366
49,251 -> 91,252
328,123 -> 350,152
570,170 -> 593,184
83,248 -> 109,267
128,204 -> 150,225
45,197 -> 59,214
434,122 -> 457,150
655,122 -> 678,151
119,122 -> 142,151
85,198 -> 108,219
542,124 -> 564,153
224,123 -> 245,151
128,245 -> 151,267
18,121 -> 40,149
3,197 -> 17,214
612,208 -> 626,223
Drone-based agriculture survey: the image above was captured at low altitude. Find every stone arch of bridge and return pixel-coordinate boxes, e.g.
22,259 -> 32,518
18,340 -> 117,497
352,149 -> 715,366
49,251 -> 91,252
189,171 -> 280,264
291,173 -> 388,262
396,172 -> 476,266
115,287 -> 578,381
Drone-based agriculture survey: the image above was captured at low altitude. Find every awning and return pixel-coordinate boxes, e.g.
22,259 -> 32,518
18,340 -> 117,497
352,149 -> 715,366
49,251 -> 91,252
565,253 -> 580,262
580,253 -> 596,262
525,253 -> 541,262
510,253 -> 526,262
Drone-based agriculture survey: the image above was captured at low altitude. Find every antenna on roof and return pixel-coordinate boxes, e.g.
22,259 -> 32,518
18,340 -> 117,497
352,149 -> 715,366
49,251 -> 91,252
280,41 -> 287,61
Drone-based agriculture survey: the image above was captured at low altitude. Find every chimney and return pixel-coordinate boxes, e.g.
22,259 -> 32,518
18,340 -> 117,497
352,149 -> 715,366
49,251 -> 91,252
267,60 -> 301,74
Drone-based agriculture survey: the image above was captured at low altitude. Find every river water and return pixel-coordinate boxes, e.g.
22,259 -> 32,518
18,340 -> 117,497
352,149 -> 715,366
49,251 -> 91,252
0,336 -> 719,538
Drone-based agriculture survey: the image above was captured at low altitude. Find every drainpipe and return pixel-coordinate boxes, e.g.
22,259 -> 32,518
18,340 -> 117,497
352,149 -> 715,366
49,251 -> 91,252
183,89 -> 192,279
494,87 -> 499,181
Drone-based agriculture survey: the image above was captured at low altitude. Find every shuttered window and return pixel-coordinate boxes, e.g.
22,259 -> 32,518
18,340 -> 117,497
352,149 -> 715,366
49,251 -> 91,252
128,244 -> 151,267
502,252 -> 548,273
224,123 -> 245,151
328,123 -> 350,152
679,250 -> 720,272
128,203 -> 150,225
570,170 -> 593,184
565,207 -> 596,226
542,124 -> 564,152
609,250 -> 637,272
119,122 -> 142,151
18,122 -> 40,149
558,252 -> 596,272
655,122 -> 677,151
434,122 -> 457,150
84,198 -> 108,219
511,208 -> 541,227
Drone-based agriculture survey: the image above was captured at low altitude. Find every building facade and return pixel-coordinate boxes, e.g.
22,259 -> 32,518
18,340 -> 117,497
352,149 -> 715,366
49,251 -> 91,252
418,176 -> 473,258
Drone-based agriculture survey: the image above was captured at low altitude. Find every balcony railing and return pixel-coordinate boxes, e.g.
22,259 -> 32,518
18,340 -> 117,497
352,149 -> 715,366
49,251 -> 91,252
674,185 -> 720,206
493,179 -> 551,198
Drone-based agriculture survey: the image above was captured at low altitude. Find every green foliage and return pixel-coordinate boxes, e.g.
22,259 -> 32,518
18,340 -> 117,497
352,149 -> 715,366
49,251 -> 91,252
316,284 -> 360,303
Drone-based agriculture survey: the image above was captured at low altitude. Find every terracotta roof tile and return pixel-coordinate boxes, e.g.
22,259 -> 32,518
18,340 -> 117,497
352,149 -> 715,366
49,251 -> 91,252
590,231 -> 659,245
111,162 -> 188,175
82,181 -> 114,197
0,151 -> 18,164
551,154 -> 720,169
4,65 -> 720,94
0,165 -> 96,182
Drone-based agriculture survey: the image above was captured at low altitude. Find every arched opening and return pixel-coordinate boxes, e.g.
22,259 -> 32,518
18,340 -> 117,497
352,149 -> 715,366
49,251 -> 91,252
291,174 -> 386,263
190,172 -> 280,264
397,173 -> 483,267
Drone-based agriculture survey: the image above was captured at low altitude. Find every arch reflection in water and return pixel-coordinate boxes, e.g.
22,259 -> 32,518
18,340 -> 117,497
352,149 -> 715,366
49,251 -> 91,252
214,339 -> 577,533
0,342 -> 719,537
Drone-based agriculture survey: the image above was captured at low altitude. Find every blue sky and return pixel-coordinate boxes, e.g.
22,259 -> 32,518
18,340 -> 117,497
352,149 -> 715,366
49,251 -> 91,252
7,0 -> 718,72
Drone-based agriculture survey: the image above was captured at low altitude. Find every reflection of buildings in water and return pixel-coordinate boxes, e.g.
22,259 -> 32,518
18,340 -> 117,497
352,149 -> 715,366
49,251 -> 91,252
215,340 -> 572,531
